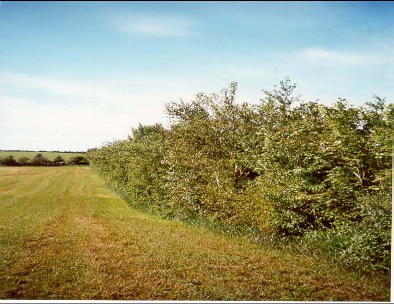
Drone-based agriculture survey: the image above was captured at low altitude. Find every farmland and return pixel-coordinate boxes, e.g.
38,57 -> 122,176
0,150 -> 85,162
0,166 -> 390,300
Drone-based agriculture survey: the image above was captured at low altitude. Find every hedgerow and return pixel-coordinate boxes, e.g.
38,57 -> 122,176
88,79 -> 392,272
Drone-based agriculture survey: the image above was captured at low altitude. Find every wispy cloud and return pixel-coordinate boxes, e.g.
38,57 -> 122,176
0,72 -> 135,105
297,47 -> 392,66
114,14 -> 195,37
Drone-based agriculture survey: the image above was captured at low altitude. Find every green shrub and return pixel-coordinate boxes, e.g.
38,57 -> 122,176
32,153 -> 51,166
17,157 -> 31,165
1,155 -> 17,166
70,155 -> 89,165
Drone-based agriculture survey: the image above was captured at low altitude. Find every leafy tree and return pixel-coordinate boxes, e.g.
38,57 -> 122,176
70,155 -> 89,165
1,155 -> 17,166
129,123 -> 164,141
32,153 -> 50,166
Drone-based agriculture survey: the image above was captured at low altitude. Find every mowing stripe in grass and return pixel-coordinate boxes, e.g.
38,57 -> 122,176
0,167 -> 390,300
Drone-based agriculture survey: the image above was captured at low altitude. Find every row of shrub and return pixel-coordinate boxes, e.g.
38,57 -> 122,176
0,154 -> 89,166
88,79 -> 392,273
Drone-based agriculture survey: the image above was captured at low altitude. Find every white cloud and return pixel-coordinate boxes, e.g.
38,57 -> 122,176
114,14 -> 195,37
297,47 -> 392,66
0,72 -> 135,105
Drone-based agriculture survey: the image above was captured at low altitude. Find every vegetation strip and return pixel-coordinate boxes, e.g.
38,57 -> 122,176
0,151 -> 89,166
88,79 -> 392,273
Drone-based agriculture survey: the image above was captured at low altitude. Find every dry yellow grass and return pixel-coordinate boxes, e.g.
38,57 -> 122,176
0,167 -> 390,300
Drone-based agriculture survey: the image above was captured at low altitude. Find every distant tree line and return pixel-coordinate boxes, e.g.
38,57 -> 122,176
0,153 -> 89,166
1,149 -> 86,153
88,79 -> 392,273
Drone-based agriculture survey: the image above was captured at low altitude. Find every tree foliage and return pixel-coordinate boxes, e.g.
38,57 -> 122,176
0,155 -> 17,166
31,153 -> 51,166
53,155 -> 65,163
70,155 -> 89,165
17,157 -> 31,165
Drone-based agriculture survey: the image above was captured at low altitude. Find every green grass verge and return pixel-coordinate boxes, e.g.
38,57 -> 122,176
0,167 -> 390,300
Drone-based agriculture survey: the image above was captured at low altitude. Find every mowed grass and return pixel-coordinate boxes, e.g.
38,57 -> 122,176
0,167 -> 390,300
0,150 -> 85,161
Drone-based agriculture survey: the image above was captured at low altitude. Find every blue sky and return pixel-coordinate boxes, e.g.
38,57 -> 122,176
1,1 -> 393,151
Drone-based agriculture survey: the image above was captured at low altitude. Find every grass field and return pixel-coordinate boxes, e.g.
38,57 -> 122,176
0,167 -> 390,300
0,151 -> 85,161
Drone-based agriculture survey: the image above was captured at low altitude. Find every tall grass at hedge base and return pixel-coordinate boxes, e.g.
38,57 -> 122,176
88,79 -> 392,274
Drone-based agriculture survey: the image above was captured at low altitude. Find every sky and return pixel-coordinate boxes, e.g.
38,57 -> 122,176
1,1 -> 393,151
